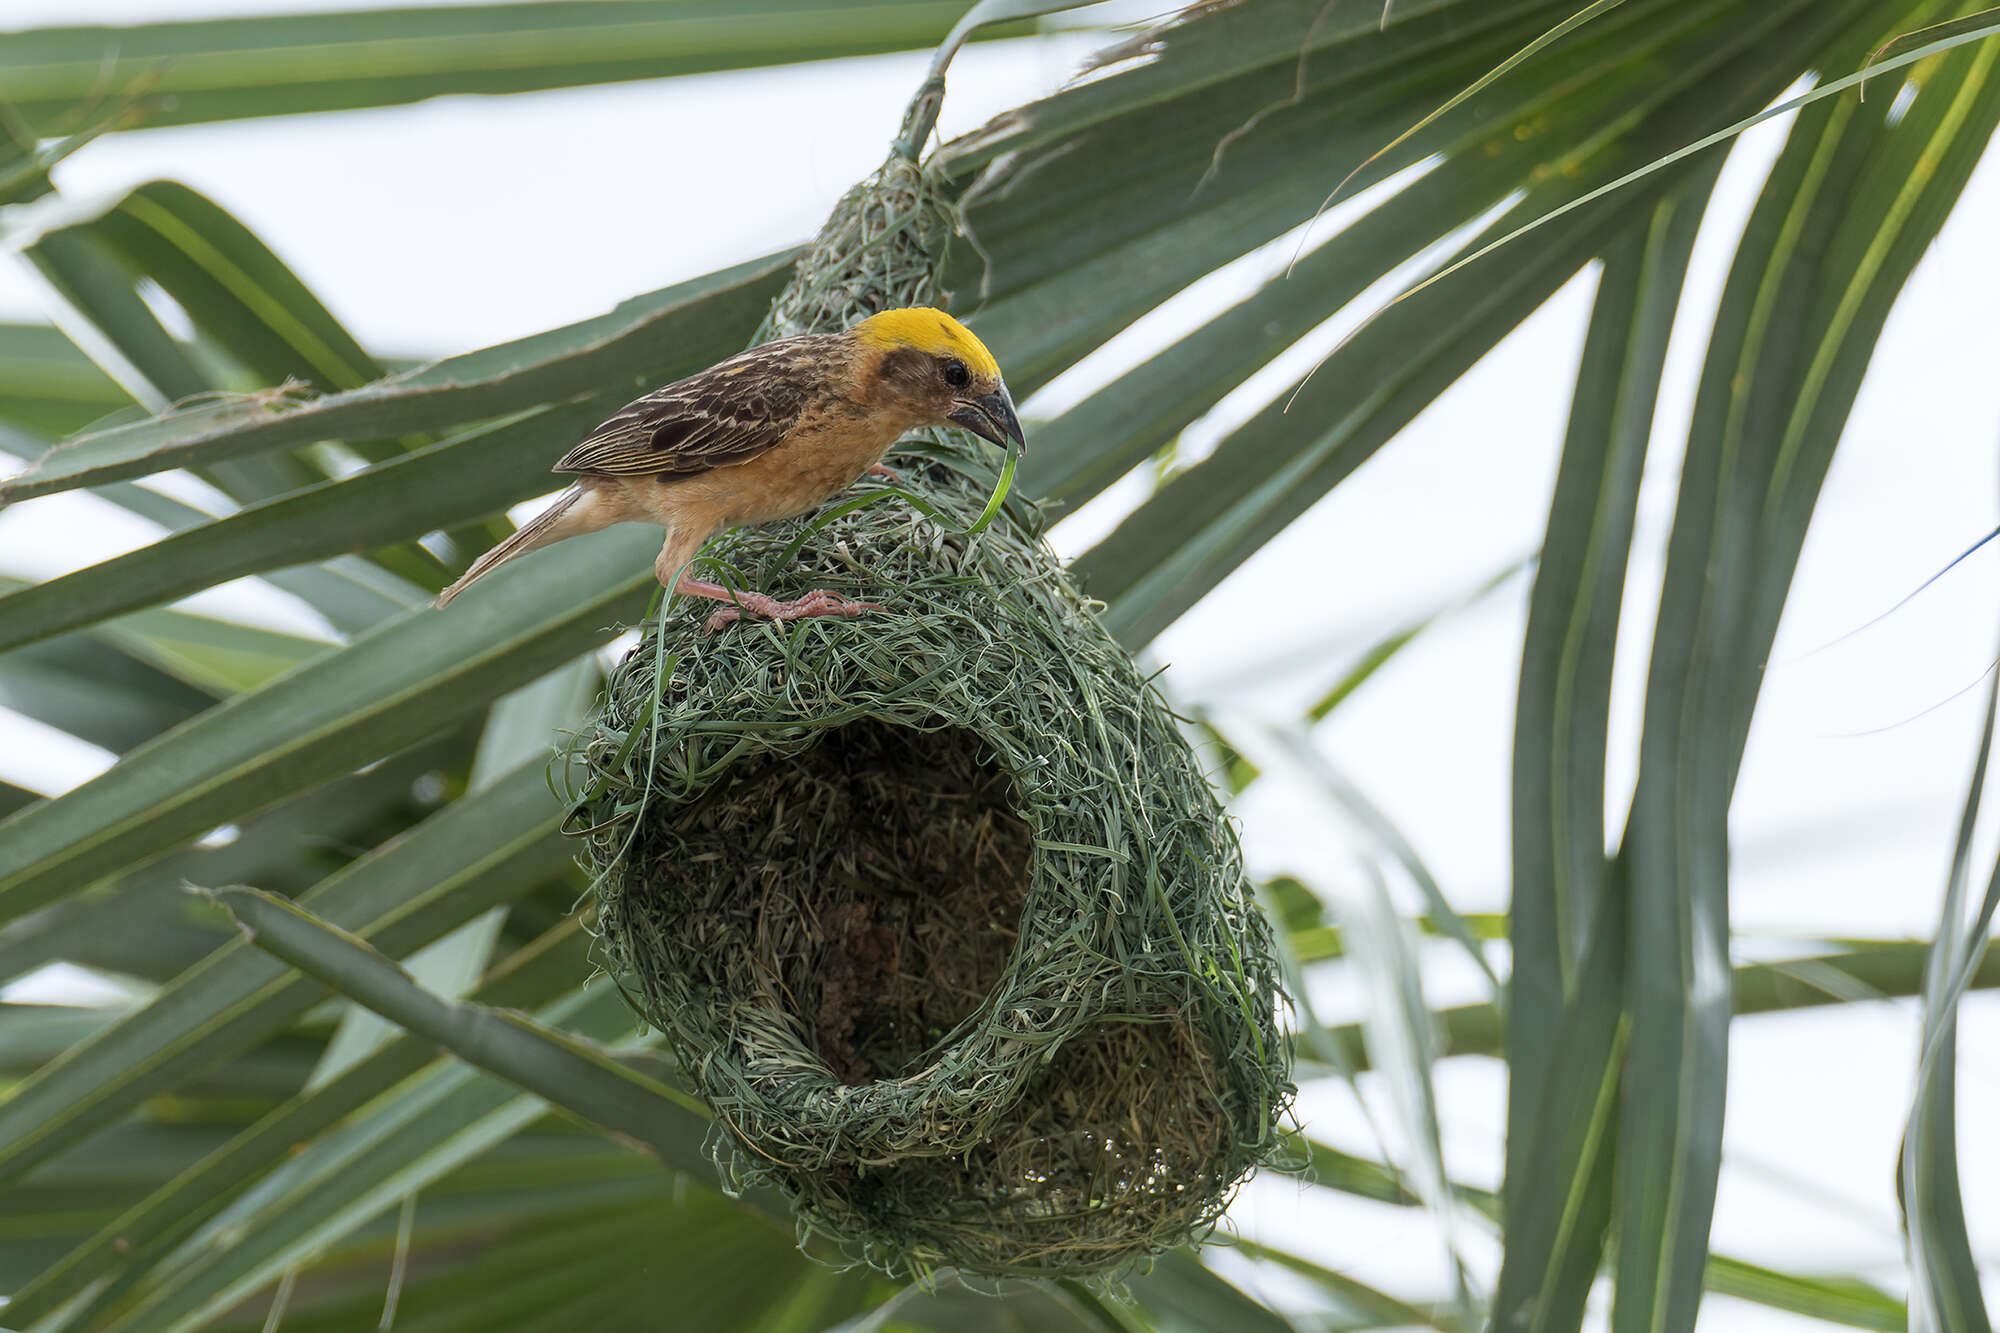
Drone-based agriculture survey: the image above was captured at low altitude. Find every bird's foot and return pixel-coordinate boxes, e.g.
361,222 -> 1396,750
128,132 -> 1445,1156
700,588 -> 882,635
865,462 -> 902,483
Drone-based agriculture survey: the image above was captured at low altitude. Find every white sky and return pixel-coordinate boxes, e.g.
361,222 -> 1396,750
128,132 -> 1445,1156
1,1 -> 1997,1326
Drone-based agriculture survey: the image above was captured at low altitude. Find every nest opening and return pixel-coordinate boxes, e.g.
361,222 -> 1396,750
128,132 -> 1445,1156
623,720 -> 1031,1087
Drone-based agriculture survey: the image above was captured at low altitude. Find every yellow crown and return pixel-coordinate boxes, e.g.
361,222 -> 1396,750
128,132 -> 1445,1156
851,307 -> 1001,381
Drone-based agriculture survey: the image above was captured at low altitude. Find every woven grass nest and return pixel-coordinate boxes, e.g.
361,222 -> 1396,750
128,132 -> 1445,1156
565,152 -> 1291,1281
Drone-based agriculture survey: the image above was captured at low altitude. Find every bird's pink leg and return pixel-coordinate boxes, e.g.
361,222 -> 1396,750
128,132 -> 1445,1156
675,578 -> 881,635
865,462 -> 902,482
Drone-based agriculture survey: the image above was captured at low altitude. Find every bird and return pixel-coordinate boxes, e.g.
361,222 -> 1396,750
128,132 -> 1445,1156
434,307 -> 1024,630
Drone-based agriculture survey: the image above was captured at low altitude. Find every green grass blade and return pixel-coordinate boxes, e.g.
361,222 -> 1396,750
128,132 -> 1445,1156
1702,1258 -> 1905,1332
1300,740 -> 1495,997
0,253 -> 786,503
1073,0 -> 1916,647
87,601 -> 331,695
0,325 -> 129,435
0,421 -> 423,633
1495,875 -> 1629,1333
21,226 -> 208,406
308,657 -> 599,1088
1232,1238 -> 1443,1329
832,1273 -> 1112,1333
1305,558 -> 1532,723
1865,7 -> 2000,92
27,176 -> 517,561
66,179 -> 445,494
1283,1124 -> 1908,1330
0,574 -> 335,696
972,0 -> 1747,417
1226,719 -> 1475,1325
92,987 -> 665,1333
0,739 -> 466,989
19,216 -> 323,504
0,758 -> 572,1188
1297,0 -> 1630,245
0,1 -> 1000,132
1309,943 -> 2000,1070
86,181 -> 385,396
1899,667 -> 2000,1333
1494,168 -> 1715,1333
0,397 -> 619,654
207,886 -> 711,1132
186,1197 -> 820,1333
1129,1251 -> 1302,1333
1066,183 -> 1618,646
0,632 -> 213,752
1611,22 -> 2000,1330
938,0 -> 1554,177
0,922 -> 596,1330
1376,17 -> 2000,318
0,529 -> 657,927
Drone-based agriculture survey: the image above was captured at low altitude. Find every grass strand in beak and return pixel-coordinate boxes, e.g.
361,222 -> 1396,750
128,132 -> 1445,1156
963,441 -> 1019,536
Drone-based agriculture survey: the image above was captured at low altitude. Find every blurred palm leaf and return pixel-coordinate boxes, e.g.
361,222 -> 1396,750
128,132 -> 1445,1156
1900,668 -> 2000,1333
3,2 -> 1999,1331
0,0 -> 1041,130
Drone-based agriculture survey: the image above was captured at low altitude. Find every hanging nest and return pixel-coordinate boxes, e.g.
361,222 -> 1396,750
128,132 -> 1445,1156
565,148 -> 1291,1280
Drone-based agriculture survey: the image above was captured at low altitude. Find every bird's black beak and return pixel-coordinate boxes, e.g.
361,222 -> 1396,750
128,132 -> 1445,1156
949,388 -> 1026,451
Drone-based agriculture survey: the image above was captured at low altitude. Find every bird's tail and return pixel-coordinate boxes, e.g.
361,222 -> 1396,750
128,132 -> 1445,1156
436,485 -> 592,608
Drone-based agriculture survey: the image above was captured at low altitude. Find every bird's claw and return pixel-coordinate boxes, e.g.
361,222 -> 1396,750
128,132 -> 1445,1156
865,463 -> 902,483
702,589 -> 882,635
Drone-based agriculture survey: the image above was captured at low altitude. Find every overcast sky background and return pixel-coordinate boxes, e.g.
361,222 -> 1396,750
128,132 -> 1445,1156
1,2 -> 1997,1326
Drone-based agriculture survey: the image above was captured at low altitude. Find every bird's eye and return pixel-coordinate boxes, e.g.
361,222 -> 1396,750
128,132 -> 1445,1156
942,359 -> 970,389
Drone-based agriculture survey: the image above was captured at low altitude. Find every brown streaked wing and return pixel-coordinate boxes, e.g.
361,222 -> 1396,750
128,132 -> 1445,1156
553,334 -> 835,477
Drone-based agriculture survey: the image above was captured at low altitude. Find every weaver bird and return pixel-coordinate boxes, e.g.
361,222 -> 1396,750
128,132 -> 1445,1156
435,307 -> 1024,629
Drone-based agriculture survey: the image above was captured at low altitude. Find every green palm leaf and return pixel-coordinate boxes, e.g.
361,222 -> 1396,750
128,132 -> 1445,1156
5,1 -> 2000,1329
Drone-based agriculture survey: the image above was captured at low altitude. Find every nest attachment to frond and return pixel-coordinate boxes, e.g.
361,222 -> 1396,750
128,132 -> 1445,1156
566,150 -> 1291,1281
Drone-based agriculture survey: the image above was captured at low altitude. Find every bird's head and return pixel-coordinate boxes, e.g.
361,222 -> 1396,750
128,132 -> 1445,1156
850,307 -> 1025,451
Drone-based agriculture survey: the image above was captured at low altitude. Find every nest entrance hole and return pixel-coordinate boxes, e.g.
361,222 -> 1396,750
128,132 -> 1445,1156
645,720 -> 1031,1085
